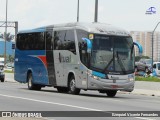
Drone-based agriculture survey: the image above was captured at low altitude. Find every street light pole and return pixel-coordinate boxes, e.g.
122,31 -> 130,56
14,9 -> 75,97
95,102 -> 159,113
77,0 -> 79,22
94,0 -> 98,22
151,22 -> 160,72
4,0 -> 8,66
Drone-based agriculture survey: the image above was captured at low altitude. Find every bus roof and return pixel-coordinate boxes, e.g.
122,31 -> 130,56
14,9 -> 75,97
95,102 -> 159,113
18,22 -> 130,36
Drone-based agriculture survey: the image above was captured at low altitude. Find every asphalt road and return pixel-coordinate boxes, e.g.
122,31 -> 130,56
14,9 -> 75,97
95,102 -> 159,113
0,81 -> 160,120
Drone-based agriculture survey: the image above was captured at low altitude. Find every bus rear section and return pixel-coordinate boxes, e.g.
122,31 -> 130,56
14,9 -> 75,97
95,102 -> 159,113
14,29 -> 56,90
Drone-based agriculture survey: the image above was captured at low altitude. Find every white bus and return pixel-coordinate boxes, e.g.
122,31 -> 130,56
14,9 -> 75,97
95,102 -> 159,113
15,22 -> 137,97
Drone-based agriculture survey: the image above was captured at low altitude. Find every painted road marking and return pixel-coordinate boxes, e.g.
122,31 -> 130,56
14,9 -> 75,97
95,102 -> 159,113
0,93 -> 155,120
0,93 -> 101,111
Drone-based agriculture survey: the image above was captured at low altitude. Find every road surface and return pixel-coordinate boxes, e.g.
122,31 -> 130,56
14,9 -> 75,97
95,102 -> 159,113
0,81 -> 159,120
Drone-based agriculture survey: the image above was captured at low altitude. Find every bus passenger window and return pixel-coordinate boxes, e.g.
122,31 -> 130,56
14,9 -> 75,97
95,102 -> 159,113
65,30 -> 76,54
46,31 -> 53,50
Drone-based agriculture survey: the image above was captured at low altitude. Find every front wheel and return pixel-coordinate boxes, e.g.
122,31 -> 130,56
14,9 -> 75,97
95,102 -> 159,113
68,76 -> 80,95
106,90 -> 117,97
27,73 -> 41,90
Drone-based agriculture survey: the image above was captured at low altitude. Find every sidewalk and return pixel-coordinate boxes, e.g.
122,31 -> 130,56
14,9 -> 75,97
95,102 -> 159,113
4,73 -> 160,97
132,81 -> 160,97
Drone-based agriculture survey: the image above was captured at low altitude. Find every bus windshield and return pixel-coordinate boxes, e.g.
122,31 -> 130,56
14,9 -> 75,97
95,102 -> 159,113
90,35 -> 134,74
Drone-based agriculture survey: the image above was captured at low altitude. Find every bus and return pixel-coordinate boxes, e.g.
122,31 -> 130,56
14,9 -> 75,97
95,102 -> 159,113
15,22 -> 137,97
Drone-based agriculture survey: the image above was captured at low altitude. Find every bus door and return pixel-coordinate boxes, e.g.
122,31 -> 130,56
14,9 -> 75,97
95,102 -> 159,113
53,30 -> 66,86
74,35 -> 89,89
45,31 -> 57,86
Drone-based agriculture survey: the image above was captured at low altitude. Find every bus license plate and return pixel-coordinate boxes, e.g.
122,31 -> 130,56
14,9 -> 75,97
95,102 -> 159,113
111,85 -> 118,88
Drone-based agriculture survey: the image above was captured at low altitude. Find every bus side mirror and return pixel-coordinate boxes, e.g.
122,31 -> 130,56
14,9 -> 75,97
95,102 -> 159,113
133,41 -> 143,56
82,38 -> 92,53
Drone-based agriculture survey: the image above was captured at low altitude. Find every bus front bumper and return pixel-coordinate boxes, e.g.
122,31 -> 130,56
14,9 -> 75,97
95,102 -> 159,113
88,77 -> 134,92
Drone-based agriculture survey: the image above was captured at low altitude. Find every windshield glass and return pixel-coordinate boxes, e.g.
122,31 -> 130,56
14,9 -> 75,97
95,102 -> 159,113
90,34 -> 134,74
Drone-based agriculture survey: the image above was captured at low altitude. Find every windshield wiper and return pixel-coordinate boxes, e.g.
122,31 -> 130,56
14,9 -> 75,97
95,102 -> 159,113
103,57 -> 114,73
116,51 -> 126,74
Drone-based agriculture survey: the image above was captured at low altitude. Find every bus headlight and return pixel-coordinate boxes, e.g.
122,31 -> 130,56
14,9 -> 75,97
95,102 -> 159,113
92,75 -> 100,80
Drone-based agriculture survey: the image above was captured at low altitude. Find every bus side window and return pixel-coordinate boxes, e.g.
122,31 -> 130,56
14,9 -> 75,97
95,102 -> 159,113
38,32 -> 45,50
17,34 -> 25,50
54,31 -> 66,50
46,31 -> 53,50
65,30 -> 76,54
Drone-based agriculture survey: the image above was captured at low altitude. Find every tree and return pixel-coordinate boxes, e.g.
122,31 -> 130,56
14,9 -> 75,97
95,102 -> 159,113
0,32 -> 14,42
135,56 -> 150,62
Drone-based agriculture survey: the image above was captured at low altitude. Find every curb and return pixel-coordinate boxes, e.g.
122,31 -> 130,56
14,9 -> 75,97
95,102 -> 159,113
119,89 -> 160,97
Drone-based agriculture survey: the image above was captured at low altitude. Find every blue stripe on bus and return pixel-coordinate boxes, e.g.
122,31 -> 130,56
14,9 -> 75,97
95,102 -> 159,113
92,71 -> 106,78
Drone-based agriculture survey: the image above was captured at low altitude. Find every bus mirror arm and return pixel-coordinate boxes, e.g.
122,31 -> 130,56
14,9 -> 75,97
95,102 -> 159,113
133,41 -> 143,56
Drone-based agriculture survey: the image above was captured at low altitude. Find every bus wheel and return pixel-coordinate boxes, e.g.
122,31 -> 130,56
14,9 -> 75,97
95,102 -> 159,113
57,87 -> 69,93
106,90 -> 117,97
27,73 -> 41,90
68,76 -> 80,95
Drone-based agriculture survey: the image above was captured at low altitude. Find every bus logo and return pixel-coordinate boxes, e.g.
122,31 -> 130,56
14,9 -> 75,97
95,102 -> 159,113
145,7 -> 156,15
59,54 -> 71,63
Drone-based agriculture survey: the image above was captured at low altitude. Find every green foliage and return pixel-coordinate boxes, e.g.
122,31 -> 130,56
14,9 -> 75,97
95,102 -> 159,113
4,70 -> 14,73
135,56 -> 150,62
135,76 -> 160,82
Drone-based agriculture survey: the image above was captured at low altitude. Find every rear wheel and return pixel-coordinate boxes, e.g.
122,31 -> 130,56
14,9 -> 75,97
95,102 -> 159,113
68,76 -> 80,95
106,90 -> 117,97
27,73 -> 41,90
1,78 -> 4,82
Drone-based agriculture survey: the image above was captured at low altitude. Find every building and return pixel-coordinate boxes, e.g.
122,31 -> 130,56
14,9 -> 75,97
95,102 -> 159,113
0,38 -> 14,55
130,31 -> 160,61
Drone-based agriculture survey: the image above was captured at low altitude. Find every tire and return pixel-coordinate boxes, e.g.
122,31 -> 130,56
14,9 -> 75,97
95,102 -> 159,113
68,76 -> 80,95
1,78 -> 4,82
57,87 -> 69,93
106,90 -> 117,97
27,73 -> 41,90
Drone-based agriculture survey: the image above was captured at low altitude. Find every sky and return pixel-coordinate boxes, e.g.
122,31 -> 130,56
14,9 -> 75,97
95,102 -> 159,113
0,0 -> 160,35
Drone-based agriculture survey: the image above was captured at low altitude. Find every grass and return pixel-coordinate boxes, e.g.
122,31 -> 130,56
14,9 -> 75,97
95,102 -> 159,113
135,76 -> 160,82
4,70 -> 14,73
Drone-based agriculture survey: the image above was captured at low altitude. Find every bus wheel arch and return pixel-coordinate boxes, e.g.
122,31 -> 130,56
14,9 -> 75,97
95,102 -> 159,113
27,71 -> 41,90
68,73 -> 80,95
